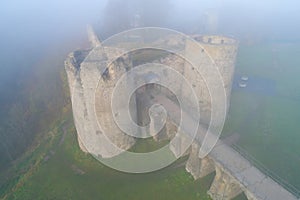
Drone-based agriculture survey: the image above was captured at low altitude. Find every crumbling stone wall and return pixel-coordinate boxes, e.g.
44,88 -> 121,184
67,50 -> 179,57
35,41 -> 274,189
65,29 -> 238,159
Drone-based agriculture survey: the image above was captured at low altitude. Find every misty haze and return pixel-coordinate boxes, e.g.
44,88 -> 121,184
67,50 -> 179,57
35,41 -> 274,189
0,0 -> 300,199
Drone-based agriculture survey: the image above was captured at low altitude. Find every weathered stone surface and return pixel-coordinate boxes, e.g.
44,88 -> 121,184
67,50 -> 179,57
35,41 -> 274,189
66,27 -> 298,200
65,27 -> 136,158
87,24 -> 101,47
169,131 -> 192,158
186,143 -> 213,179
244,191 -> 257,200
208,165 -> 243,200
66,26 -> 239,159
198,156 -> 215,178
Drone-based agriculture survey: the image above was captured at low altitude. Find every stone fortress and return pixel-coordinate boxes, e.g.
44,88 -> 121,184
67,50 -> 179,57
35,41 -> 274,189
65,27 -> 298,200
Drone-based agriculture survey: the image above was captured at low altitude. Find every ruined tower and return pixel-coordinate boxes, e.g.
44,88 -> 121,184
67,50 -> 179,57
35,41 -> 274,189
65,27 -> 238,159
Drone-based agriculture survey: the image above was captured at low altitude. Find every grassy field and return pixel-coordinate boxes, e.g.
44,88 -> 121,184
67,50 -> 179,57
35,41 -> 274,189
3,113 -> 216,200
0,43 -> 217,199
3,41 -> 300,199
222,42 -> 300,195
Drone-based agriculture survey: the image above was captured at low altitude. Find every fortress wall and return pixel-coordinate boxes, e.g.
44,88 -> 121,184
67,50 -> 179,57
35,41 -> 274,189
76,49 -> 108,155
65,45 -> 136,158
87,25 -> 101,47
177,35 -> 238,126
65,50 -> 91,153
66,30 -> 298,200
66,29 -> 238,158
200,35 -> 236,45
182,42 -> 213,124
196,35 -> 238,111
169,130 -> 192,158
83,49 -> 136,157
186,143 -> 215,179
208,163 -> 243,200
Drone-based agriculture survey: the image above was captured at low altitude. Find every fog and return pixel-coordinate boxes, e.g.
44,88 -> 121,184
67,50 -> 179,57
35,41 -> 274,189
1,0 -> 300,53
98,0 -> 300,40
1,0 -> 300,196
1,0 -> 300,167
0,0 -> 299,127
0,0 -> 108,103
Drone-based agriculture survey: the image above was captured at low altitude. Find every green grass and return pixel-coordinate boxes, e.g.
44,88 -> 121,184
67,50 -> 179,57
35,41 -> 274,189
4,41 -> 300,199
1,41 -> 215,200
5,118 -> 214,200
0,116 -> 68,198
129,137 -> 170,153
223,42 -> 300,194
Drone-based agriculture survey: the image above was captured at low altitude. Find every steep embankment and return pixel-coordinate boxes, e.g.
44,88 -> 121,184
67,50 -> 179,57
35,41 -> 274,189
0,36 -> 87,197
